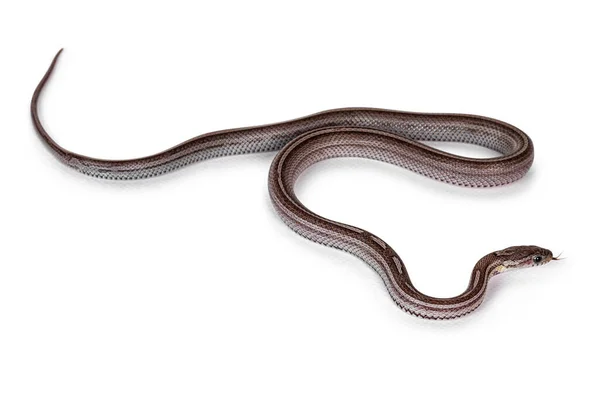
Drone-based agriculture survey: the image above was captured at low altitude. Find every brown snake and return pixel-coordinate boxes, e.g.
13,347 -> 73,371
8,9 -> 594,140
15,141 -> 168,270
31,49 -> 557,319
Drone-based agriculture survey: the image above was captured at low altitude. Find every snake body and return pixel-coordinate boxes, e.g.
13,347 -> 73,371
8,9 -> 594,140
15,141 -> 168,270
31,50 -> 555,319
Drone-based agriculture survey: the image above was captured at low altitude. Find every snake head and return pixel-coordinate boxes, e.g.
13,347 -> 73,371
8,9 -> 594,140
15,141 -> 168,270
494,245 -> 555,270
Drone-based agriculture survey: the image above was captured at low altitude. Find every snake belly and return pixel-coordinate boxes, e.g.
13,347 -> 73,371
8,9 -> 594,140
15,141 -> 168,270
31,50 -> 535,319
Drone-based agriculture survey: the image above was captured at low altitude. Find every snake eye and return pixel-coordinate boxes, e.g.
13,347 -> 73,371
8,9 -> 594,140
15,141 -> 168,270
533,255 -> 543,264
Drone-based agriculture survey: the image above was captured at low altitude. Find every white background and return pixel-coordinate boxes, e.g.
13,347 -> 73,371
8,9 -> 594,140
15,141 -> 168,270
1,1 -> 598,399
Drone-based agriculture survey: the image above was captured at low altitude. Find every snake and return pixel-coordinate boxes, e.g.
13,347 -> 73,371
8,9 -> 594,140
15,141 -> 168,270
31,49 -> 558,319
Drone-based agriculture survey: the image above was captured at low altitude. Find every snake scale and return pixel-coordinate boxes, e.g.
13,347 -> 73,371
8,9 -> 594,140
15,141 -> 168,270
31,49 -> 557,319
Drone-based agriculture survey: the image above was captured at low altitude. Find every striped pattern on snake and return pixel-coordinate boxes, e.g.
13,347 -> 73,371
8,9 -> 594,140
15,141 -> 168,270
31,49 -> 557,319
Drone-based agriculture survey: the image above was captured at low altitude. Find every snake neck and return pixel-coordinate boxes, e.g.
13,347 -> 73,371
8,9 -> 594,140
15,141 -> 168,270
377,249 -> 506,319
